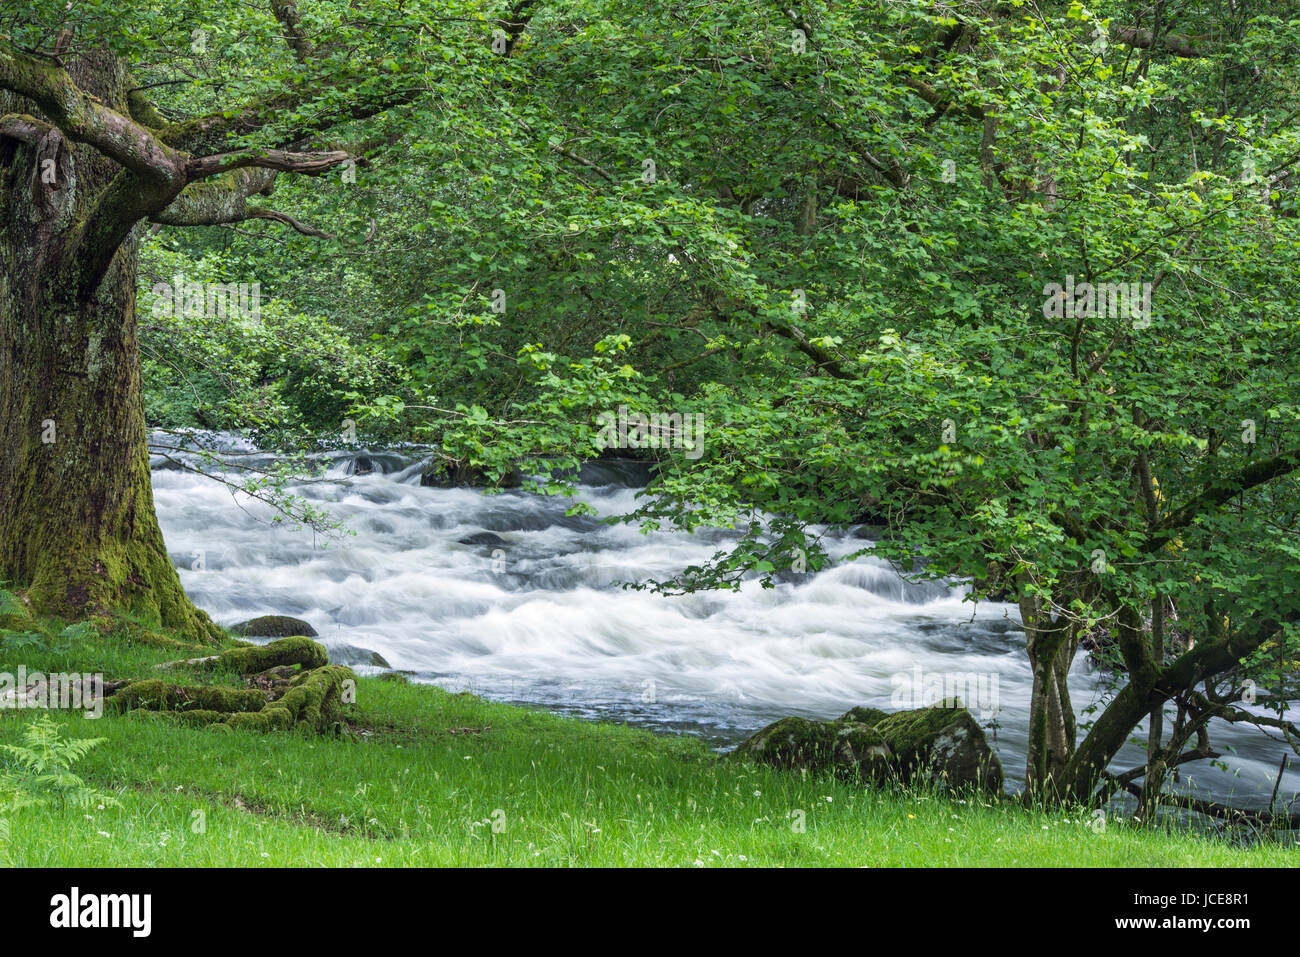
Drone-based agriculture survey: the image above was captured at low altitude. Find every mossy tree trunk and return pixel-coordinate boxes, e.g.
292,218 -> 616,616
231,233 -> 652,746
0,51 -> 214,637
0,41 -> 354,641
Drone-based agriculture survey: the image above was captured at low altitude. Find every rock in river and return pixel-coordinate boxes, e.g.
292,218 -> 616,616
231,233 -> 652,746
230,615 -> 319,638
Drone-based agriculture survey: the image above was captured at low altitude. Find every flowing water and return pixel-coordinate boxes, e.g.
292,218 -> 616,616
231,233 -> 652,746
151,434 -> 1299,812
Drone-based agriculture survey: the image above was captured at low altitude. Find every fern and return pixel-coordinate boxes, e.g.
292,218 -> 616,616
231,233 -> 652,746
0,715 -> 118,811
0,631 -> 47,653
0,589 -> 25,619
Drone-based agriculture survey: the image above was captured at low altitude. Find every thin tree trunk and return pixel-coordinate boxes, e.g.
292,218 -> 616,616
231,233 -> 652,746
1020,588 -> 1078,801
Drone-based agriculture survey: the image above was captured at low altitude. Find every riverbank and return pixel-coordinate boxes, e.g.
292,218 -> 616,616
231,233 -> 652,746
0,617 -> 1293,866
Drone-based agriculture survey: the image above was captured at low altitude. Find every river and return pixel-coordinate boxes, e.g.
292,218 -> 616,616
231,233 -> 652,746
150,434 -> 1299,813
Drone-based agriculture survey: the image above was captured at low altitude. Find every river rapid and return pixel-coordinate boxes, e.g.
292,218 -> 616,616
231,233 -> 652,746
150,434 -> 1299,812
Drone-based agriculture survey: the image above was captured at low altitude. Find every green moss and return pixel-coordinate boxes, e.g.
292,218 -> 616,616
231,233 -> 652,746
230,615 -> 318,638
108,678 -> 185,712
839,706 -> 890,727
274,665 -> 355,731
219,636 -> 328,674
732,716 -> 835,770
871,701 -> 1004,793
115,665 -> 356,735
171,709 -> 228,727
832,723 -> 893,781
109,679 -> 268,715
192,686 -> 268,713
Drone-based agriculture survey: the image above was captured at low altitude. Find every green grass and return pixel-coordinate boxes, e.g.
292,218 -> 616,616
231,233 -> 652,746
0,621 -> 1295,866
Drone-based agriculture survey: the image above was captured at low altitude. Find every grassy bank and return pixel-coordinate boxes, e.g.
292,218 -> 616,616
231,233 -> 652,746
0,620 -> 1294,867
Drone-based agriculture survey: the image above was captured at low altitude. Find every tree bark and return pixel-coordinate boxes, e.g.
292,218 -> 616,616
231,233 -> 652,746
1019,587 -> 1078,801
0,50 -> 220,640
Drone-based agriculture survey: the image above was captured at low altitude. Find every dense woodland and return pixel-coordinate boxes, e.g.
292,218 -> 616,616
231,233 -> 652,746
0,0 -> 1298,836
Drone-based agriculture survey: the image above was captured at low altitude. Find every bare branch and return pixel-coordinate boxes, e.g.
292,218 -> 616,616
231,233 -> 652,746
246,207 -> 335,238
186,147 -> 354,181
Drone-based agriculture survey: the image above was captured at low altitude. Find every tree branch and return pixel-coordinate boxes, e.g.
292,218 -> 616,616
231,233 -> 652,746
245,207 -> 335,238
185,147 -> 354,181
1110,25 -> 1211,59
0,41 -> 183,185
0,111 -> 51,144
270,0 -> 316,63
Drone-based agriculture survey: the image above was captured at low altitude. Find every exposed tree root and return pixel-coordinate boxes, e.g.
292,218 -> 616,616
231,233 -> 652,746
109,637 -> 354,734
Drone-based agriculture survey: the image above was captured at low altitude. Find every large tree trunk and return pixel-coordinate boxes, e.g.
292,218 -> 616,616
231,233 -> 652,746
0,51 -> 219,641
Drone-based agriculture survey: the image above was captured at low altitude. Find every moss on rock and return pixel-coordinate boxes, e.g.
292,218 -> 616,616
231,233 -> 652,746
734,701 -> 1004,795
218,636 -> 328,674
871,701 -> 1004,793
839,706 -> 890,727
229,615 -> 318,638
732,717 -> 836,771
832,723 -> 894,781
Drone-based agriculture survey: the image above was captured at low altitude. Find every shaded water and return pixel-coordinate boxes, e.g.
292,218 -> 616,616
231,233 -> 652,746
151,435 -> 1299,812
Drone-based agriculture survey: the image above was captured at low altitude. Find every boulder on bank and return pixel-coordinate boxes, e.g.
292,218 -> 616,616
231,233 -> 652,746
853,700 -> 1003,793
734,700 -> 1003,794
731,716 -> 893,782
328,642 -> 392,669
230,615 -> 318,638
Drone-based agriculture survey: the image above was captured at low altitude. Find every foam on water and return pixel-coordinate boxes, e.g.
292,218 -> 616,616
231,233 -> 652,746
151,437 -> 1298,808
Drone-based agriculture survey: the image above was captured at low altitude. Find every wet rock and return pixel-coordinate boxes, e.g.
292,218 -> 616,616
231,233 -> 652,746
328,643 -> 392,669
230,615 -> 318,638
457,531 -> 509,547
577,458 -> 657,488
